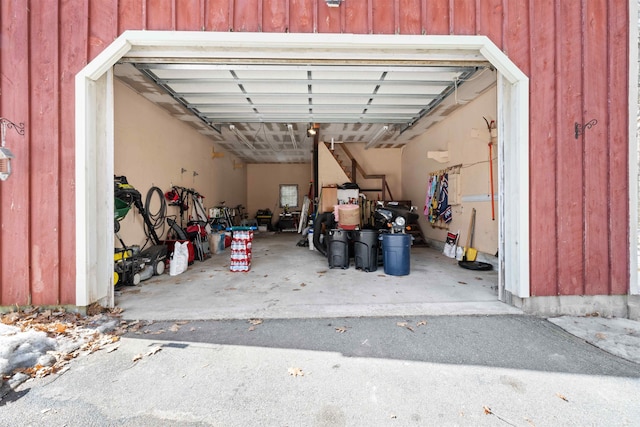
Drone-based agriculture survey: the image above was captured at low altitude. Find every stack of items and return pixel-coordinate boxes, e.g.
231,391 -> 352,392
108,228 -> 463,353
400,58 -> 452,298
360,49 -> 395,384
230,229 -> 253,272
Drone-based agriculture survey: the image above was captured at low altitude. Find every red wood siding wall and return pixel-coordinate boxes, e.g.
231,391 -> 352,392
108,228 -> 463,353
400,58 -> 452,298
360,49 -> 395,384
0,0 -> 630,305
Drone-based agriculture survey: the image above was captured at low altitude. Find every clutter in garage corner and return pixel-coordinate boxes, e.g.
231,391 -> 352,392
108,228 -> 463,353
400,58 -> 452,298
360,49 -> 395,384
113,175 -> 258,286
308,183 -> 426,277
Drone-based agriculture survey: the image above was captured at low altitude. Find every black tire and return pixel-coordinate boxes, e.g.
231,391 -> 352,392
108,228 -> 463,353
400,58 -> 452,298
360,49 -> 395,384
313,212 -> 335,256
458,261 -> 493,271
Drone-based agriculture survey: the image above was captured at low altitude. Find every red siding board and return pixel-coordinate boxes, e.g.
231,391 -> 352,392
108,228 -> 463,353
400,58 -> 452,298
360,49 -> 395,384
452,0 -> 475,35
176,0 -> 205,30
528,0 -> 557,296
205,0 -> 231,31
263,0 -> 288,32
28,2 -> 61,305
0,0 -> 31,306
118,1 -> 145,32
146,0 -> 176,30
345,0 -> 370,34
503,0 -> 530,76
424,0 -> 450,35
555,1 -> 585,296
476,0 -> 503,47
607,0 -> 630,295
398,0 -> 422,35
232,0 -> 260,31
58,0 -> 88,305
88,1 -> 118,60
316,1 -> 341,33
289,0 -> 314,33
582,0 -> 610,295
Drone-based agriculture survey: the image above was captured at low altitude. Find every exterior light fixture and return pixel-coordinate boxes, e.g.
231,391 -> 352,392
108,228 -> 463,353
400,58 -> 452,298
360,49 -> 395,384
287,124 -> 298,149
364,125 -> 390,150
0,118 -> 25,181
307,125 -> 317,137
229,124 -> 255,150
325,0 -> 342,7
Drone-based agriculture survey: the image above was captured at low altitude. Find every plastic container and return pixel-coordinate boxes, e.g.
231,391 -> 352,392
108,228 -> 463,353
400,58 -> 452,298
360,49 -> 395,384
308,229 -> 315,251
327,229 -> 350,269
229,229 -> 254,272
354,229 -> 379,272
382,233 -> 411,276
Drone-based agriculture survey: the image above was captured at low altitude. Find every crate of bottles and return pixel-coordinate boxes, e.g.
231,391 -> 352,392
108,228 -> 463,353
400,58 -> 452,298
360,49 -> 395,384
228,228 -> 254,272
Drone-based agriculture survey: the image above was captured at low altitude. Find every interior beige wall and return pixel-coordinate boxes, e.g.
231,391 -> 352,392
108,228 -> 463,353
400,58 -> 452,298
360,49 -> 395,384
246,163 -> 312,224
402,87 -> 498,255
318,141 -> 402,200
114,79 -> 247,247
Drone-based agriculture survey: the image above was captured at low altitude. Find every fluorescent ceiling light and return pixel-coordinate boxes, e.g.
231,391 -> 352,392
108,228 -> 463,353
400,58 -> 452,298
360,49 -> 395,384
287,124 -> 298,149
229,124 -> 255,150
365,125 -> 390,149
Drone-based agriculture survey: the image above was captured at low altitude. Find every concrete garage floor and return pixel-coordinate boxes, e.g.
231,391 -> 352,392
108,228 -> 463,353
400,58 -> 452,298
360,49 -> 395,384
116,232 -> 521,320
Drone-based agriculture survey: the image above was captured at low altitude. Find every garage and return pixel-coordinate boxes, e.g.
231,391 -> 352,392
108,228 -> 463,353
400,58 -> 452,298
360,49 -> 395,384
74,31 -> 529,317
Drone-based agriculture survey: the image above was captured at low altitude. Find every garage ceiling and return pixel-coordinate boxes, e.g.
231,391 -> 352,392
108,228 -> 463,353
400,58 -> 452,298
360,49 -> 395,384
114,62 -> 496,163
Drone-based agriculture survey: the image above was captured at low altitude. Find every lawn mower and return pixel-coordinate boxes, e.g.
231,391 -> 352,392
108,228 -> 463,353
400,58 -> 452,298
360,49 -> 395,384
114,176 -> 168,286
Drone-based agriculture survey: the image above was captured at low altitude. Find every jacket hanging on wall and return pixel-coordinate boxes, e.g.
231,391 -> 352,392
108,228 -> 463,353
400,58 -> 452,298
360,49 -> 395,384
438,173 -> 452,223
424,170 -> 454,226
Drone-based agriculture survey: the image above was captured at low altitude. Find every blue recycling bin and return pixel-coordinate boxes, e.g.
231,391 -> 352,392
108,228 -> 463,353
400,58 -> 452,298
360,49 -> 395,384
382,233 -> 411,276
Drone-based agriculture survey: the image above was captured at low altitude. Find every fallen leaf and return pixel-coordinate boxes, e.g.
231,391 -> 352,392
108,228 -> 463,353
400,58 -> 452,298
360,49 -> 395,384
390,414 -> 397,419
169,324 -> 181,332
300,283 -> 306,287
288,367 -> 304,377
147,346 -> 162,356
106,344 -> 120,353
556,393 -> 569,402
406,326 -> 414,332
132,354 -> 143,362
248,326 -> 256,332
396,322 -> 408,327
176,321 -> 189,325
595,332 -> 607,340
457,281 -> 467,285
335,327 -> 348,333
483,406 -> 492,415
248,319 -> 263,325
416,320 -> 427,327
189,327 -> 196,332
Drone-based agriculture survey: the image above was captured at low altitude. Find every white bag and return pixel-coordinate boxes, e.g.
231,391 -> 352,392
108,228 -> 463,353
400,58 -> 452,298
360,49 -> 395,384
169,241 -> 189,276
443,231 -> 459,259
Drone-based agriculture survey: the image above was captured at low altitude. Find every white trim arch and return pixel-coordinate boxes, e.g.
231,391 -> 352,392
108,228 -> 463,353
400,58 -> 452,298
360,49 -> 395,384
75,31 -> 530,307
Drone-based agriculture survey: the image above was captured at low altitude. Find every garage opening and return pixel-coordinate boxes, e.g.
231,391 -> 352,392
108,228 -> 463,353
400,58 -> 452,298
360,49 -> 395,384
75,32 -> 529,315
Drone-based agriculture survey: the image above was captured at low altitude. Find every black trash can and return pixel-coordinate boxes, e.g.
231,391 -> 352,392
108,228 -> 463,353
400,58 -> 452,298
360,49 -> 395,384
327,229 -> 350,269
354,229 -> 379,272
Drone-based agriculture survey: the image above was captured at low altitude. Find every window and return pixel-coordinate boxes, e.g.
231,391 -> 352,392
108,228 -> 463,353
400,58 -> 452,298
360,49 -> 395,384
279,184 -> 298,208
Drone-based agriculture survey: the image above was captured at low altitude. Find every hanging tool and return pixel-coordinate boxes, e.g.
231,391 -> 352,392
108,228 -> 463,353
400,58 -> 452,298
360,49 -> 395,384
484,117 -> 496,221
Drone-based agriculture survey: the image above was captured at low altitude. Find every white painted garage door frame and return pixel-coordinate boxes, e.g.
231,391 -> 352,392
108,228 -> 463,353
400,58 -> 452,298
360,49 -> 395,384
75,31 -> 530,308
